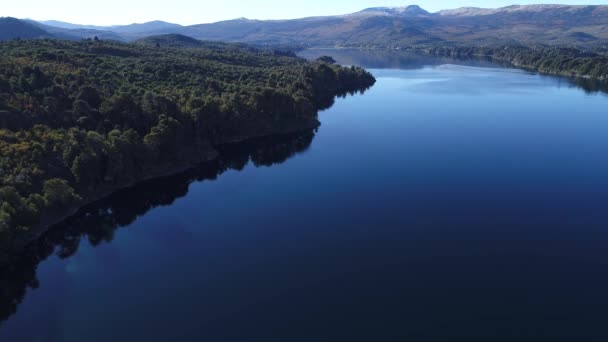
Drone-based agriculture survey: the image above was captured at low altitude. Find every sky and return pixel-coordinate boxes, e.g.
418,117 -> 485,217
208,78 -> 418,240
4,0 -> 607,26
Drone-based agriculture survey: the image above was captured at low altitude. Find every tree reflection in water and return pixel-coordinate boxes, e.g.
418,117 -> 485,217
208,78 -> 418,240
300,49 -> 608,96
0,129 -> 316,324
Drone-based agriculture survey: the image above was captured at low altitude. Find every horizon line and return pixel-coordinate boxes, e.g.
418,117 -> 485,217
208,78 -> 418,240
13,3 -> 602,27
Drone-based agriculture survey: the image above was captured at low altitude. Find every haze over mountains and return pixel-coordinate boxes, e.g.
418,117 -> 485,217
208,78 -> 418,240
2,4 -> 608,47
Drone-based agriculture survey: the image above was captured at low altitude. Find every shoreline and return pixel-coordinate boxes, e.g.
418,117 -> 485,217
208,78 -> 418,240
2,120 -> 321,267
302,46 -> 608,81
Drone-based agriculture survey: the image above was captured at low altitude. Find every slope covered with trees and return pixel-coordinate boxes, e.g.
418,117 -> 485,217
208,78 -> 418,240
0,18 -> 51,41
424,45 -> 608,79
0,38 -> 375,258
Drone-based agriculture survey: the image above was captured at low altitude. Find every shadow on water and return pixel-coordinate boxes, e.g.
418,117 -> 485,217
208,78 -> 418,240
0,128 -> 316,324
299,49 -> 608,95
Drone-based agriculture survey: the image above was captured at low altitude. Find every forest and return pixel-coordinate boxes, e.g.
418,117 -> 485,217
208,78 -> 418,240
424,45 -> 608,79
0,38 -> 375,258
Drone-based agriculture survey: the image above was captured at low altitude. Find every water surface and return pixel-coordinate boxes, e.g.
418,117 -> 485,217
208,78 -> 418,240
2,50 -> 608,341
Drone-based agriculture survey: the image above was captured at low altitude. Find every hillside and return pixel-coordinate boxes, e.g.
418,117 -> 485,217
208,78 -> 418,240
135,34 -> 220,48
0,17 -> 51,40
30,21 -> 125,41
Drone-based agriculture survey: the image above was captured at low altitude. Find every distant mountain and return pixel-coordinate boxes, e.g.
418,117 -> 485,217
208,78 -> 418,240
38,19 -> 183,40
170,4 -> 608,47
0,17 -> 51,40
28,20 -> 182,41
29,21 -> 124,41
39,20 -> 106,30
110,21 -> 182,34
5,4 -> 608,48
356,5 -> 431,17
437,4 -> 593,16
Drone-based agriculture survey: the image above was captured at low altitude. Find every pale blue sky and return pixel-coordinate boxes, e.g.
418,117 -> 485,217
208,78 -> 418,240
4,0 -> 607,26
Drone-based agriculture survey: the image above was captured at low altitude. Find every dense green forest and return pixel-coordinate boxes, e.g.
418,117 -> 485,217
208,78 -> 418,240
0,38 -> 375,256
424,45 -> 608,79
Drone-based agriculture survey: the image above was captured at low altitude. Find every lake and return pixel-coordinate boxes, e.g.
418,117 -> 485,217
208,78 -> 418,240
2,49 -> 608,341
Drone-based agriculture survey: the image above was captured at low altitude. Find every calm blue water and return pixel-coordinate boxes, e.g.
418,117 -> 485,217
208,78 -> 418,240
2,50 -> 608,341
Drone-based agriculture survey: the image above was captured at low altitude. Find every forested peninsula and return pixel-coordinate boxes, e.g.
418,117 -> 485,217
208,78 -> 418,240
0,38 -> 375,261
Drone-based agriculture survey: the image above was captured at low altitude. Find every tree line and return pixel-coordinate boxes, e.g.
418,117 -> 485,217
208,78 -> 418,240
424,45 -> 608,79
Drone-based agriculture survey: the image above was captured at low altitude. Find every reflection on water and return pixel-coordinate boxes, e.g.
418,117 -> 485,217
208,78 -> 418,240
0,129 -> 315,324
299,48 -> 608,95
572,77 -> 608,94
299,48 -> 498,70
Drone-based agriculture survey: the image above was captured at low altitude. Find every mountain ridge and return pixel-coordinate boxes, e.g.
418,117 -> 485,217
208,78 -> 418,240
0,17 -> 52,40
355,5 -> 431,17
3,4 -> 608,48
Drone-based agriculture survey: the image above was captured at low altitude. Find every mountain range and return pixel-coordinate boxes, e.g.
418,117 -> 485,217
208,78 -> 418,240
2,4 -> 608,48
